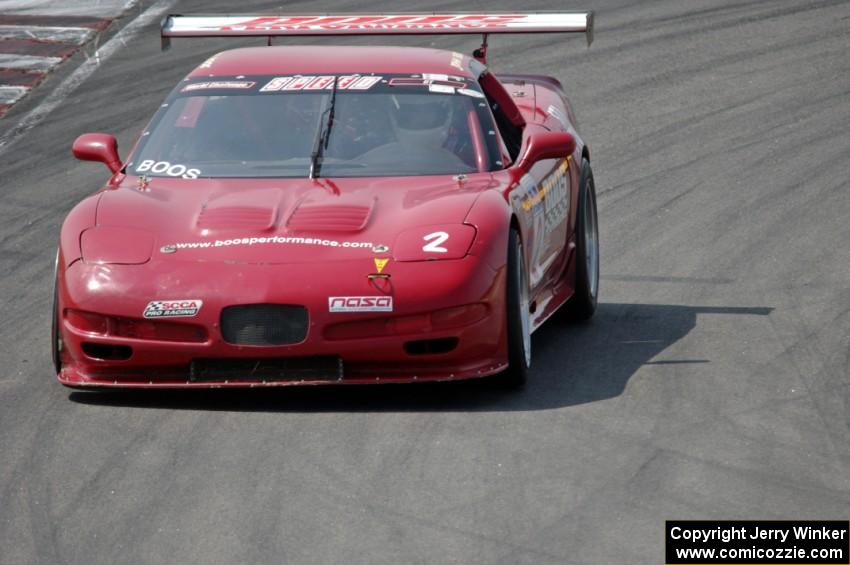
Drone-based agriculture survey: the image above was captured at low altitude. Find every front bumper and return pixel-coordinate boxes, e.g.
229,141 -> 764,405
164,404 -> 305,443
56,254 -> 508,388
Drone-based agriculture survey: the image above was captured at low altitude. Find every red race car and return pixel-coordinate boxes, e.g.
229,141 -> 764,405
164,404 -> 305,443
54,12 -> 598,388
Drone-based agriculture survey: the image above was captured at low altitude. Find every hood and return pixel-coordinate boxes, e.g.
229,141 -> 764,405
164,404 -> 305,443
94,174 -> 497,264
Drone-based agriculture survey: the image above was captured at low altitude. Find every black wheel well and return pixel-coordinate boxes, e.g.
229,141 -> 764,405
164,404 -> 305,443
582,146 -> 590,162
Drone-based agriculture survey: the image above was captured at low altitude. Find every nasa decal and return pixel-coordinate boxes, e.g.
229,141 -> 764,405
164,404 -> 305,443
328,296 -> 392,313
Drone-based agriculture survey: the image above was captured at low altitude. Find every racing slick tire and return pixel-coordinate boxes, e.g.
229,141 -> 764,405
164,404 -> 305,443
565,158 -> 599,321
52,271 -> 61,375
497,228 -> 531,388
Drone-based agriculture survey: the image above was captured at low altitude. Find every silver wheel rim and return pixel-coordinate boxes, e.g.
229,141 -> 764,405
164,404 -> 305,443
518,244 -> 531,366
585,185 -> 599,299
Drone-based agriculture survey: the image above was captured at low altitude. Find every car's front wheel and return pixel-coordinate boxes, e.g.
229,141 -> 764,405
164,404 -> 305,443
565,158 -> 599,320
497,228 -> 531,388
52,251 -> 62,375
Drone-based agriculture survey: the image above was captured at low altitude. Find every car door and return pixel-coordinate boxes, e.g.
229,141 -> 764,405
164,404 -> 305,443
517,134 -> 572,290
478,71 -> 571,295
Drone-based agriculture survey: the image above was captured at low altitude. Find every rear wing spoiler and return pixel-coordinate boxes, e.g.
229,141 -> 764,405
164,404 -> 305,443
160,13 -> 594,63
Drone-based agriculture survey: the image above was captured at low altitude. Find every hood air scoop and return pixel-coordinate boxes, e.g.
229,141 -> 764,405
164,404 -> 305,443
196,189 -> 279,232
286,198 -> 374,232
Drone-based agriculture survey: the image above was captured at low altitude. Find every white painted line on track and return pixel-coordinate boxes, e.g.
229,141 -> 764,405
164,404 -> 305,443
0,24 -> 94,43
0,85 -> 30,104
0,0 -> 176,154
0,54 -> 62,71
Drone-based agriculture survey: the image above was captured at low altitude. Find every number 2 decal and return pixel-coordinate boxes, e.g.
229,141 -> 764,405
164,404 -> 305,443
422,231 -> 450,253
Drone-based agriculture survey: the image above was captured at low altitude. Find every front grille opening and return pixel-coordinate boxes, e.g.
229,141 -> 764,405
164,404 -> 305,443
190,356 -> 342,382
404,337 -> 459,356
81,342 -> 132,361
220,304 -> 308,346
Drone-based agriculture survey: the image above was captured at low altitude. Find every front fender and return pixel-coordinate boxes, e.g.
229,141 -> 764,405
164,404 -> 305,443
59,193 -> 101,267
464,189 -> 511,271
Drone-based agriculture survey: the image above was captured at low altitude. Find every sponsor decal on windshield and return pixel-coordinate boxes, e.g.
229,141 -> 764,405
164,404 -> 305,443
428,84 -> 456,95
328,296 -> 393,313
259,75 -> 383,92
384,75 -> 485,98
136,160 -> 201,179
457,87 -> 485,98
163,236 -> 374,251
174,73 -> 481,99
143,299 -> 203,318
389,75 -> 465,88
181,81 -> 255,92
422,73 -> 465,83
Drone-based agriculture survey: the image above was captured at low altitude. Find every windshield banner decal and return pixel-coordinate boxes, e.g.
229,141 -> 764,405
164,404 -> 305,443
259,75 -> 383,92
181,81 -> 255,92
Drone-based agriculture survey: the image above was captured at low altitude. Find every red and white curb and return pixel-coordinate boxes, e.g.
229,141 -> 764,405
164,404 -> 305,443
0,8 -> 125,116
0,0 -> 175,154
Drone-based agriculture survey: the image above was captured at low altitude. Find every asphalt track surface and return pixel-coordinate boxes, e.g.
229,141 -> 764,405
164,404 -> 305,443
1,1 -> 849,563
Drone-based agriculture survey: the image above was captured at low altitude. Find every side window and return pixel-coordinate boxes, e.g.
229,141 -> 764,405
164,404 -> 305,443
478,71 -> 523,164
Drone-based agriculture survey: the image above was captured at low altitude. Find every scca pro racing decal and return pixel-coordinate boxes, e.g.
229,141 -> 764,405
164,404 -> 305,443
136,160 -> 201,179
328,296 -> 392,313
143,299 -> 203,319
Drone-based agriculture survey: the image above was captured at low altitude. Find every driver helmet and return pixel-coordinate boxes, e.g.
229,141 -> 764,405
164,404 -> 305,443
389,93 -> 453,148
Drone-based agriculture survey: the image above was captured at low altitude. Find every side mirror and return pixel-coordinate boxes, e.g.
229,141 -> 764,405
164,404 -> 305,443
72,133 -> 122,174
516,131 -> 576,174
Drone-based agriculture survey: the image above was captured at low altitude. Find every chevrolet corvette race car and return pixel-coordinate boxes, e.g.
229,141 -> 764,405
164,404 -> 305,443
54,12 -> 599,388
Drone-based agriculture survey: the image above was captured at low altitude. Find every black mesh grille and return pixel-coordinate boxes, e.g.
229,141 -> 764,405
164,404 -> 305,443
220,304 -> 308,346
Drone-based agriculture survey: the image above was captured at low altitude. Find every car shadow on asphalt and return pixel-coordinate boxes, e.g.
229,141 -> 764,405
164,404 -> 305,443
68,302 -> 772,413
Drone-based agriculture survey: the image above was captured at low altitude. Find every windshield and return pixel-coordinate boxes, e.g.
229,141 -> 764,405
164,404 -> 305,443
128,74 -> 502,179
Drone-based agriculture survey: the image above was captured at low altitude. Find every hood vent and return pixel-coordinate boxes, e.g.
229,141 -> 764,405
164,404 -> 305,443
286,203 -> 373,232
197,206 -> 276,232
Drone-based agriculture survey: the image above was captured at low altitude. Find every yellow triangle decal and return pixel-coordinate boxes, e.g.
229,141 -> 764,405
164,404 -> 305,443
374,258 -> 389,273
